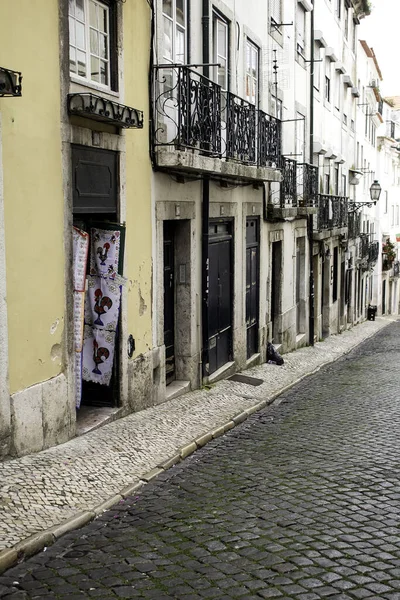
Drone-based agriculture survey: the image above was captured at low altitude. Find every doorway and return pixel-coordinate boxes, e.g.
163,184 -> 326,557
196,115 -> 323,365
271,240 -> 282,343
382,279 -> 387,314
208,220 -> 233,374
163,221 -> 175,385
72,144 -> 120,409
246,218 -> 260,358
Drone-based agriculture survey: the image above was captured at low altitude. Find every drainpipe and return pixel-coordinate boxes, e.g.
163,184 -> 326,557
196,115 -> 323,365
201,0 -> 210,379
308,0 -> 315,346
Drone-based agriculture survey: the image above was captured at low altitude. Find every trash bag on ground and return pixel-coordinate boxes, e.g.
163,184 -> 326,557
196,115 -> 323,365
267,342 -> 284,365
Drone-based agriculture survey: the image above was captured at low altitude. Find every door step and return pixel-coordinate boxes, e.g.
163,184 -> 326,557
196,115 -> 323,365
165,380 -> 191,402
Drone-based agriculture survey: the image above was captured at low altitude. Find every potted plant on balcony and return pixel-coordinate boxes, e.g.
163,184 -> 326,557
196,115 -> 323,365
382,238 -> 396,270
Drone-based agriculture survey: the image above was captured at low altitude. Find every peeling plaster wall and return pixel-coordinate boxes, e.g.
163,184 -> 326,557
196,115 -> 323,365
0,1 -> 65,395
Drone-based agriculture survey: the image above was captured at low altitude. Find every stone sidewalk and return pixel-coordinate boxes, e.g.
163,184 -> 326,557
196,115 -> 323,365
0,316 -> 395,574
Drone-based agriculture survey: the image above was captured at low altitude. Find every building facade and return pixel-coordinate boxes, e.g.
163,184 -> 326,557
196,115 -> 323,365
0,0 -> 155,458
1,0 -> 393,459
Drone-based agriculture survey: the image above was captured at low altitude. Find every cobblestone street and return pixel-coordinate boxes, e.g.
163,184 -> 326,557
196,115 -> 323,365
1,319 -> 400,599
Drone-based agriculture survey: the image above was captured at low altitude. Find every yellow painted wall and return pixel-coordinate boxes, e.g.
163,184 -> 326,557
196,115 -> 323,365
0,1 -> 65,393
123,1 -> 153,355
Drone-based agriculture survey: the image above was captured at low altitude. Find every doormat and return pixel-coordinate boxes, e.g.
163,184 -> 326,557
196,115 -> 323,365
228,374 -> 264,386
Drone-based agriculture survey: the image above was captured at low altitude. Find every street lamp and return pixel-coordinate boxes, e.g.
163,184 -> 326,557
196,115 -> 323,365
348,179 -> 382,212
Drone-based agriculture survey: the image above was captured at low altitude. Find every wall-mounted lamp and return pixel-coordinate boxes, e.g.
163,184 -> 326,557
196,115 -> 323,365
348,180 -> 382,213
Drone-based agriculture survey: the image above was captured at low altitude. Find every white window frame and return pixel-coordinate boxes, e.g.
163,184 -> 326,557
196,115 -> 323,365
69,0 -> 111,88
295,112 -> 305,162
245,39 -> 259,106
271,0 -> 282,28
213,12 -> 229,90
162,0 -> 187,65
296,4 -> 306,57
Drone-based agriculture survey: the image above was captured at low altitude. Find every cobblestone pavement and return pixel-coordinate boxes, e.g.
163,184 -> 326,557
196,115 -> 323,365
1,318 -> 400,598
0,319 -> 391,556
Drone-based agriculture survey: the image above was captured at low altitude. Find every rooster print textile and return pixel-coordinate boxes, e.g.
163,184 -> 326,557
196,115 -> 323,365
84,274 -> 124,331
73,227 -> 90,408
82,325 -> 116,386
89,227 -> 121,278
73,227 -> 90,292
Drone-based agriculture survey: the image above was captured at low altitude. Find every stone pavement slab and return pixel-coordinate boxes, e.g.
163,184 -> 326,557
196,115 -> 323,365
0,316 -> 396,574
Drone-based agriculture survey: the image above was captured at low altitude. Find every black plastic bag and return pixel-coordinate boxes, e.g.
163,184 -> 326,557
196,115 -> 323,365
267,342 -> 284,365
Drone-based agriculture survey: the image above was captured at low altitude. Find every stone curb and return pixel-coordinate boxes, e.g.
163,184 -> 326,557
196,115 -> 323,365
0,320 -> 393,575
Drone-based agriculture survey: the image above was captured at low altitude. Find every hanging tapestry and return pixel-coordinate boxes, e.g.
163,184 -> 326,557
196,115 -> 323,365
72,226 -> 90,408
73,227 -> 90,292
89,227 -> 122,278
82,325 -> 116,387
82,223 -> 126,389
84,273 -> 124,331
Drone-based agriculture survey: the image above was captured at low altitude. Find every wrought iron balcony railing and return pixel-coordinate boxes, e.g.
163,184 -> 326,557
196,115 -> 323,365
393,261 -> 400,277
279,158 -> 297,206
152,65 -> 281,168
316,194 -> 348,231
348,211 -> 361,239
296,163 -> 319,207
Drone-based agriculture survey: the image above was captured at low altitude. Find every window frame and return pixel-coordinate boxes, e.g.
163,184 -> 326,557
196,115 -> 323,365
213,11 -> 229,91
245,38 -> 259,106
325,74 -> 331,103
69,0 -> 118,91
162,0 -> 187,66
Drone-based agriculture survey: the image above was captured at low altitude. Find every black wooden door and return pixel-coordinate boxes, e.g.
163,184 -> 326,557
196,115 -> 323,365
164,222 -> 175,384
246,218 -> 259,358
208,221 -> 233,375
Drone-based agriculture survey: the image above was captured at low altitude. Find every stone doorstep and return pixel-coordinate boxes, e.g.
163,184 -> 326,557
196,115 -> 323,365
0,317 -> 394,575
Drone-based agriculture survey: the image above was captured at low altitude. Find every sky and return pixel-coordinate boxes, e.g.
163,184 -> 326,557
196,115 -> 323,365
359,0 -> 400,95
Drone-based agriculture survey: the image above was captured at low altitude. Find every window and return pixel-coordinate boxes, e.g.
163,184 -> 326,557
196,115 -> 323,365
213,12 -> 229,89
324,172 -> 330,194
245,40 -> 259,105
325,75 -> 331,102
296,4 -> 306,57
271,95 -> 283,119
271,0 -> 282,28
343,113 -> 347,126
69,0 -> 114,88
351,119 -> 355,131
163,0 -> 187,65
314,44 -> 321,90
335,71 -> 341,109
336,0 -> 341,19
334,164 -> 339,195
342,174 -> 347,196
384,190 -> 388,214
344,7 -> 349,39
295,112 -> 305,161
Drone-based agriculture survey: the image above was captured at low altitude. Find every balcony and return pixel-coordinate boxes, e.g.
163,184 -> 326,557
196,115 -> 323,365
267,161 -> 318,219
392,261 -> 400,278
152,65 -> 282,183
368,241 -> 379,266
314,195 -> 348,239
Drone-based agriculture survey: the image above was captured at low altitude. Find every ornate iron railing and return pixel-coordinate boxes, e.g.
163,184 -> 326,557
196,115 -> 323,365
0,66 -> 22,97
280,158 -> 297,207
348,211 -> 361,239
316,195 -> 348,230
258,110 -> 282,168
152,65 -> 282,167
226,93 -> 256,164
296,163 -> 319,207
153,65 -> 221,156
393,261 -> 400,277
359,233 -> 370,259
68,93 -> 143,128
